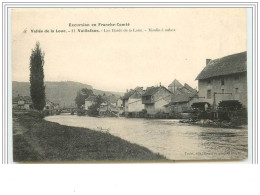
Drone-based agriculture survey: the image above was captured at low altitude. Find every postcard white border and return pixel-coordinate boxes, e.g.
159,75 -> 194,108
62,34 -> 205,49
1,2 -> 258,164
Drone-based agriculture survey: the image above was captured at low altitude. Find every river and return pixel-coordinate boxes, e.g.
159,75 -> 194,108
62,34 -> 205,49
45,114 -> 248,160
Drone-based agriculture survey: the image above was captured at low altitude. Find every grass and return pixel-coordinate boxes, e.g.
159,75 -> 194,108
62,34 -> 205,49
13,112 -> 167,162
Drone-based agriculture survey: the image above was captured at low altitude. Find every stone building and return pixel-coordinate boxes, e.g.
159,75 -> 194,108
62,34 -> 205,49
122,87 -> 145,115
142,86 -> 172,115
128,87 -> 145,113
195,51 -> 247,109
12,95 -> 32,110
165,84 -> 198,113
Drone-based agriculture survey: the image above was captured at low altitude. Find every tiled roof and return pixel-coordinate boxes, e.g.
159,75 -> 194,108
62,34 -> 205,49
183,83 -> 197,94
142,86 -> 160,96
196,51 -> 247,80
171,91 -> 198,104
142,86 -> 172,96
129,88 -> 145,99
168,79 -> 183,88
122,87 -> 143,100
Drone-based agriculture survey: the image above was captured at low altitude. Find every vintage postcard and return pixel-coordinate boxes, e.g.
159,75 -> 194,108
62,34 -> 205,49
11,8 -> 248,162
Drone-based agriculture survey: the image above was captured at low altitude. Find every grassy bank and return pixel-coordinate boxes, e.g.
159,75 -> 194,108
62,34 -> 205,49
13,112 -> 167,162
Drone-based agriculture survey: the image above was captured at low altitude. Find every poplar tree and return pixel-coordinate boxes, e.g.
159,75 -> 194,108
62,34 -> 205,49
30,42 -> 46,110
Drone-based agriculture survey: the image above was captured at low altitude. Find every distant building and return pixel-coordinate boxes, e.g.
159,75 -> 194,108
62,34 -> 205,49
99,102 -> 109,113
142,86 -> 172,115
122,87 -> 145,115
53,103 -> 60,110
44,100 -> 55,110
12,95 -> 32,110
165,84 -> 198,113
85,95 -> 97,110
117,97 -> 123,107
122,89 -> 135,113
168,79 -> 183,93
100,94 -> 118,113
127,87 -> 145,114
116,97 -> 124,114
196,51 -> 247,109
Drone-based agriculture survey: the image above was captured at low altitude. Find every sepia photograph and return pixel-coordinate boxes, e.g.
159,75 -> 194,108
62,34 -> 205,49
11,8 -> 248,162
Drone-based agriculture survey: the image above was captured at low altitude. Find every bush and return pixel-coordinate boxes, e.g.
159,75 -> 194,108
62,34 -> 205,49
87,103 -> 100,116
27,110 -> 45,119
169,112 -> 182,119
230,108 -> 248,126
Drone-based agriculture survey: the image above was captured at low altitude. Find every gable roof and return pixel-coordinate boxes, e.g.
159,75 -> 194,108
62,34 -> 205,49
171,91 -> 198,104
196,51 -> 247,80
46,99 -> 55,106
142,86 -> 172,96
168,79 -> 183,88
183,83 -> 197,94
129,90 -> 145,99
142,86 -> 160,96
122,87 -> 143,100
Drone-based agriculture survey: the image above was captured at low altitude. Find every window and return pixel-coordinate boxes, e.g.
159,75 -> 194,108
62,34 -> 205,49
207,79 -> 211,85
221,78 -> 225,85
222,89 -> 224,94
235,88 -> 239,93
207,90 -> 212,99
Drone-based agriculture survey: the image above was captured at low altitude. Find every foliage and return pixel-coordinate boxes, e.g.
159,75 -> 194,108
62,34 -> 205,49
230,108 -> 248,126
87,104 -> 100,116
87,95 -> 104,116
30,42 -> 45,110
13,114 -> 167,162
75,88 -> 94,108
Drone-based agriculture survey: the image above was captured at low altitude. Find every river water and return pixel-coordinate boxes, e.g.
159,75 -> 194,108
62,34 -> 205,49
45,114 -> 248,160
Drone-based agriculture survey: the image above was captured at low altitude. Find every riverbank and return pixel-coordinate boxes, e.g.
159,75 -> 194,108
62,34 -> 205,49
13,112 -> 167,162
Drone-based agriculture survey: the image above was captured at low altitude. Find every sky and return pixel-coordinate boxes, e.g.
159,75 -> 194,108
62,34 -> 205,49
12,8 -> 247,92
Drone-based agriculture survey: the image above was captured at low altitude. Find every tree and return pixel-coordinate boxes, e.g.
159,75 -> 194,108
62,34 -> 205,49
88,95 -> 104,116
30,42 -> 45,110
75,88 -> 94,108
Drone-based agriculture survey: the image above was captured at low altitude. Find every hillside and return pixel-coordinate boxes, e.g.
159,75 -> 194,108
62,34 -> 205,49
12,81 -> 123,107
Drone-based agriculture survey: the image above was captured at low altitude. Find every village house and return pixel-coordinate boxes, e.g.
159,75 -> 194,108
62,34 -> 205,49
116,97 -> 124,114
53,103 -> 60,110
142,86 -> 172,115
85,95 -> 97,110
122,87 -> 145,115
127,87 -> 145,116
165,83 -> 198,113
44,100 -> 55,110
99,94 -> 118,113
44,100 -> 60,109
168,79 -> 183,93
44,100 -> 60,115
12,95 -> 32,110
195,51 -> 247,110
122,89 -> 135,113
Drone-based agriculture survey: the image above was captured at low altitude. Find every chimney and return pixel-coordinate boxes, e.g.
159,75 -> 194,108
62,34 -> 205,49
206,59 -> 211,66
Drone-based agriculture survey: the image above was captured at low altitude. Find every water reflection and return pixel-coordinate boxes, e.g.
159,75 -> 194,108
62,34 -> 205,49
45,115 -> 248,160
